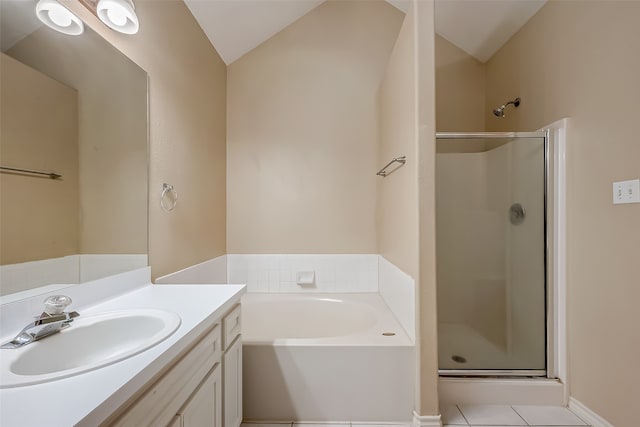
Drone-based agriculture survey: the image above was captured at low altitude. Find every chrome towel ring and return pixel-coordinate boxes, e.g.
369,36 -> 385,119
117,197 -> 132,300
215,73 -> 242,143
161,183 -> 178,212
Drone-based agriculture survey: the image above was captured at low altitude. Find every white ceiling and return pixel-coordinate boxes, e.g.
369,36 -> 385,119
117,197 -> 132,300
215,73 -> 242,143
184,0 -> 325,65
0,0 -> 42,52
185,0 -> 546,66
1,0 -> 546,63
435,0 -> 547,62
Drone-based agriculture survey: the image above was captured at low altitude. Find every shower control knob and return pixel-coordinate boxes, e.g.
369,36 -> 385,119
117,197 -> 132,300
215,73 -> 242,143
509,203 -> 526,225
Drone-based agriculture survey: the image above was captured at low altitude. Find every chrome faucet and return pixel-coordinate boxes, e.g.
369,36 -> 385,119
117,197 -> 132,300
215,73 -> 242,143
1,295 -> 79,349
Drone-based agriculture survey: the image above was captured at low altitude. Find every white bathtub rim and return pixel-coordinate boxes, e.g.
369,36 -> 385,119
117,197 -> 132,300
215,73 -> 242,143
241,292 -> 414,347
242,338 -> 414,347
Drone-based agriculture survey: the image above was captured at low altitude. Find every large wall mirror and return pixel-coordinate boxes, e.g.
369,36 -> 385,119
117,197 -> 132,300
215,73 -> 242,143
0,0 -> 148,298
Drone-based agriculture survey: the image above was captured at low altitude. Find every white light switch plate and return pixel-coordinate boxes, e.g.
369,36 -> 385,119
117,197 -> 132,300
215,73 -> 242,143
613,179 -> 640,204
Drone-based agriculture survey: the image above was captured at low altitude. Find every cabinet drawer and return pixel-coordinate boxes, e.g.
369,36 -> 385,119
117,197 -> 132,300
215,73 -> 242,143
112,325 -> 221,427
222,304 -> 241,350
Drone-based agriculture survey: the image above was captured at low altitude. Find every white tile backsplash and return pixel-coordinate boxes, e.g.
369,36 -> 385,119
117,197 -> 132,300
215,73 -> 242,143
227,254 -> 379,293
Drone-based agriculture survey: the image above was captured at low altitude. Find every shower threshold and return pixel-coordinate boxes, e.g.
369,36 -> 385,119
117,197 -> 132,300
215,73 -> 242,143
438,376 -> 565,406
439,369 -> 547,377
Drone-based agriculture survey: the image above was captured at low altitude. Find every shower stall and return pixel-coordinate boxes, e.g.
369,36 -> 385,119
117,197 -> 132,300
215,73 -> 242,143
436,131 -> 548,376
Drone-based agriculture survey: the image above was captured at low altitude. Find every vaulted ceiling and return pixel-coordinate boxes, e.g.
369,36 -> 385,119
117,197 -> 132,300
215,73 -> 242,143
2,0 -> 547,64
0,0 -> 41,52
435,0 -> 546,62
184,0 -> 547,65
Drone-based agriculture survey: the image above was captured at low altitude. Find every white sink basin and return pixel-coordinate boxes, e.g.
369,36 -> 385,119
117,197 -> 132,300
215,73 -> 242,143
0,309 -> 181,388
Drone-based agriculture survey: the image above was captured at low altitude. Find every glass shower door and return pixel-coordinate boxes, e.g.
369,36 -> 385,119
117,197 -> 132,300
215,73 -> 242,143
435,132 -> 547,375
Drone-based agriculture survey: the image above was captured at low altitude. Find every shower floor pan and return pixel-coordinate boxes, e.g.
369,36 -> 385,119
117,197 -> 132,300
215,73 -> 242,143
438,322 -> 545,376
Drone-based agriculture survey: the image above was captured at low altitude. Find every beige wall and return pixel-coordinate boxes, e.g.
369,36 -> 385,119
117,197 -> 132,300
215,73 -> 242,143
377,10 -> 419,283
226,0 -> 403,254
0,53 -> 79,264
377,1 -> 438,415
485,1 -> 640,424
435,35 -> 486,132
64,0 -> 228,279
415,0 -> 439,416
8,26 -> 147,255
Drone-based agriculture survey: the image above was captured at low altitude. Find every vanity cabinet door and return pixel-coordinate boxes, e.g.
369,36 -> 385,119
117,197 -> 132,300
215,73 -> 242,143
178,364 -> 222,427
223,336 -> 243,427
112,326 -> 221,427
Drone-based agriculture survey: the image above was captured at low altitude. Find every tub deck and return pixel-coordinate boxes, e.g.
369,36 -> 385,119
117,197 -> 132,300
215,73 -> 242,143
241,292 -> 413,346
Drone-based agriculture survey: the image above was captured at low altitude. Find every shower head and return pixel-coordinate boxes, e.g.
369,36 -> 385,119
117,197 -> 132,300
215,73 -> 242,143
493,106 -> 506,117
493,97 -> 521,118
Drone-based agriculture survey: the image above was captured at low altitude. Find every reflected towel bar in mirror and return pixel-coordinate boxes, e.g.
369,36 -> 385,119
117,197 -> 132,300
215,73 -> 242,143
0,166 -> 62,180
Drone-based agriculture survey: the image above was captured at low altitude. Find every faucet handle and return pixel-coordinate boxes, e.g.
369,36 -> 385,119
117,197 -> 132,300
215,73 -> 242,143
43,295 -> 72,315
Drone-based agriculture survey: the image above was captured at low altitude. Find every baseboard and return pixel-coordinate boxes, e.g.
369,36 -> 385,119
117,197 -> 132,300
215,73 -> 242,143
412,411 -> 442,427
568,397 -> 614,427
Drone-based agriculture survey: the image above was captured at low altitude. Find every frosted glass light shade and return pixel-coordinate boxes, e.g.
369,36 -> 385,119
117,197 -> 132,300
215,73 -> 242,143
97,0 -> 139,35
35,0 -> 84,36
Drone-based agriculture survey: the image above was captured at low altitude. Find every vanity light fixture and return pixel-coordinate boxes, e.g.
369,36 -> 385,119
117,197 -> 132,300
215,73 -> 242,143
35,0 -> 84,36
96,0 -> 139,34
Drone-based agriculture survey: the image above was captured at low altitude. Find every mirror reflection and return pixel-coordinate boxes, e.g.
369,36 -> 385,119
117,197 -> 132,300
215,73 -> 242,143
0,0 -> 148,298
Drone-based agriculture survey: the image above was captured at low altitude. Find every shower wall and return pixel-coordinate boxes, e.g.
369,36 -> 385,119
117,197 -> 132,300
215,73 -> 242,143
503,140 -> 545,364
436,150 -> 507,349
436,138 -> 545,368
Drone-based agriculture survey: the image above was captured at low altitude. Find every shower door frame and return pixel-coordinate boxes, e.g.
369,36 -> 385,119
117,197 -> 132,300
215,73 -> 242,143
435,130 -> 550,377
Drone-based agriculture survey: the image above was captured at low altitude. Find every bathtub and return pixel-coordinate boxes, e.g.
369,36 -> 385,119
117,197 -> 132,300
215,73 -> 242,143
241,293 -> 415,423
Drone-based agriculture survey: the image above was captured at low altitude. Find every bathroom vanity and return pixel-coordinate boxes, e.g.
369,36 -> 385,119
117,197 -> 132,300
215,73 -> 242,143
0,270 -> 245,427
112,301 -> 242,427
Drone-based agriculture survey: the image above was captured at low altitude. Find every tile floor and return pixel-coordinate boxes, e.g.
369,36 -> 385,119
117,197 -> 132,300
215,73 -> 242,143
443,405 -> 589,426
241,405 -> 589,427
241,424 -> 409,427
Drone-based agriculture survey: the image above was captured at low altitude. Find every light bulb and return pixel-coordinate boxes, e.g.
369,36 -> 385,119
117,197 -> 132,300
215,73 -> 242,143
48,6 -> 72,27
97,0 -> 139,34
107,6 -> 127,27
35,0 -> 84,35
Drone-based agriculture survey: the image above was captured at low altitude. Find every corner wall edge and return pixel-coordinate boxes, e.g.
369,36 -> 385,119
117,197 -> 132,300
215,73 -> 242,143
412,411 -> 442,427
568,397 -> 614,427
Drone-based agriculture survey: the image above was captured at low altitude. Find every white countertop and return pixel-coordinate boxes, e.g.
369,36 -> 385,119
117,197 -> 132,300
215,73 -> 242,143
0,283 -> 245,427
